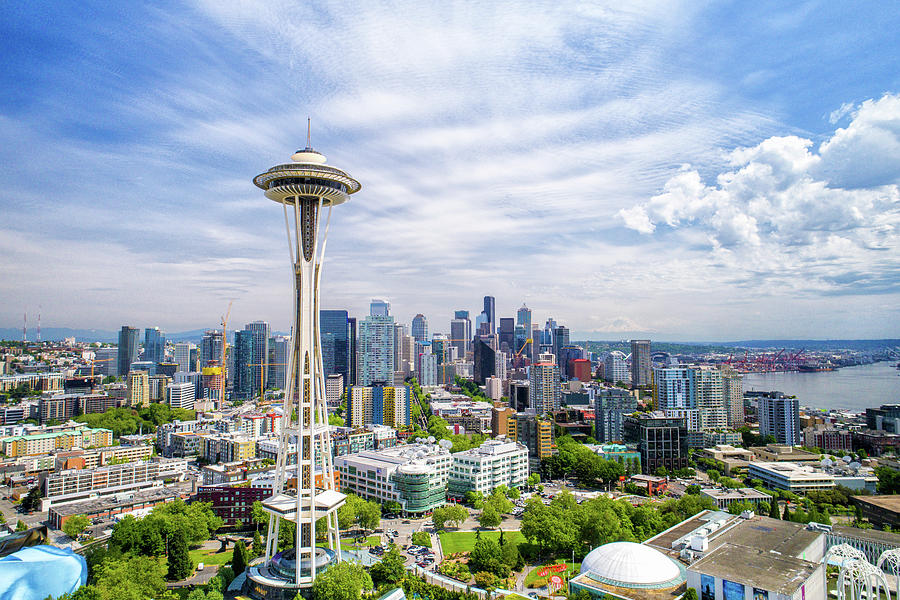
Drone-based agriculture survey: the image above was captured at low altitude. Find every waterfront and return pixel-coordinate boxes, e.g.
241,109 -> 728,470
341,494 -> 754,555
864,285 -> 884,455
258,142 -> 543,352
743,361 -> 900,412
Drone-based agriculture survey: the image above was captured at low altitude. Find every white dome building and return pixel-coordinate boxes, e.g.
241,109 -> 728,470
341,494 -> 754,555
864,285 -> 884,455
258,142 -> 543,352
569,541 -> 685,599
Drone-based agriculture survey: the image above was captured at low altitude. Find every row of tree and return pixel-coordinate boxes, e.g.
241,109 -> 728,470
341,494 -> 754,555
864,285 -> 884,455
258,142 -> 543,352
75,404 -> 195,437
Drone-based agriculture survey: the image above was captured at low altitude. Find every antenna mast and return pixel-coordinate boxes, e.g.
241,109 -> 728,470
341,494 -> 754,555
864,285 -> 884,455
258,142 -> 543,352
23,312 -> 27,342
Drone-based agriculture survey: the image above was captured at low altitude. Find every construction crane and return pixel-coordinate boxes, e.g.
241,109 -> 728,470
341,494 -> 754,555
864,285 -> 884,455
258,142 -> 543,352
220,300 -> 233,405
89,357 -> 114,379
248,362 -> 287,400
514,338 -> 533,358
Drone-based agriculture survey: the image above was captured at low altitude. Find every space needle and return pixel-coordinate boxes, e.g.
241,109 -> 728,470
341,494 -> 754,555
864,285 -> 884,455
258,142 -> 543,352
247,125 -> 361,597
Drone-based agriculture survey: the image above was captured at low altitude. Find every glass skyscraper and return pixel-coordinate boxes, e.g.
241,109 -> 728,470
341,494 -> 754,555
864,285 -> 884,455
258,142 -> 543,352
320,309 -> 350,390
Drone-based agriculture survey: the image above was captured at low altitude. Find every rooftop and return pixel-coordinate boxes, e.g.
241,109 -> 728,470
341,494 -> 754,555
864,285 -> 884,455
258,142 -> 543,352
851,495 -> 900,513
49,483 -> 191,517
689,542 -> 819,595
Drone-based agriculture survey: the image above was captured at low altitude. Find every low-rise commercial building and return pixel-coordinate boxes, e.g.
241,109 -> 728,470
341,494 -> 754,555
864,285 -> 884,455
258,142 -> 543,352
693,445 -> 753,477
748,461 -> 835,493
334,442 -> 450,515
749,444 -> 820,463
196,485 -> 269,526
48,484 -> 191,530
448,438 -> 528,497
1,424 -> 113,457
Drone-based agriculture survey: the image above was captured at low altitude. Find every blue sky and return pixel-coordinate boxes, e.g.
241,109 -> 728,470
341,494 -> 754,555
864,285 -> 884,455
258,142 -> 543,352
1,1 -> 898,341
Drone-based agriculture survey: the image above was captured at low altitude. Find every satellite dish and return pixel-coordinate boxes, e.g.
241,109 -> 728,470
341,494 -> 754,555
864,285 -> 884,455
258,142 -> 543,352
849,462 -> 861,470
439,439 -> 453,449
427,436 -> 436,443
842,456 -> 852,463
821,458 -> 833,467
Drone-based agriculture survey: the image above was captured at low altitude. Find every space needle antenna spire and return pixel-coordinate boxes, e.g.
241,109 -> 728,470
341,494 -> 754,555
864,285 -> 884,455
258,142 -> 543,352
306,117 -> 311,148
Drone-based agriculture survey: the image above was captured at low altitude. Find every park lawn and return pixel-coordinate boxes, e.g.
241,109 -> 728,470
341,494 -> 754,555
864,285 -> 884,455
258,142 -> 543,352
189,546 -> 234,566
524,561 -> 580,588
439,530 -> 524,555
340,535 -> 382,551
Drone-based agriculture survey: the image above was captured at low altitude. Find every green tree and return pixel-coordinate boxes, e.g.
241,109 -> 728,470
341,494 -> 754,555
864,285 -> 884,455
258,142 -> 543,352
782,503 -> 791,521
0,511 -> 6,525
20,486 -> 42,512
707,469 -> 720,482
411,531 -> 432,548
232,540 -> 250,576
251,500 -> 268,531
875,467 -> 900,494
469,538 -> 508,578
473,571 -> 498,590
686,484 -> 701,495
15,519 -> 27,531
312,560 -> 373,600
252,530 -> 264,558
356,500 -> 381,532
769,499 -> 781,519
527,473 -> 540,488
369,547 -> 406,587
166,528 -> 192,581
478,505 -> 502,530
485,490 -> 514,515
683,588 -> 699,600
95,554 -> 167,600
63,514 -> 90,539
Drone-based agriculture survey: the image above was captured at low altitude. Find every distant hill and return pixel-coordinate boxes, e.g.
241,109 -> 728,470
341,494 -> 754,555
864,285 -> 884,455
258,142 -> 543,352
577,339 -> 900,354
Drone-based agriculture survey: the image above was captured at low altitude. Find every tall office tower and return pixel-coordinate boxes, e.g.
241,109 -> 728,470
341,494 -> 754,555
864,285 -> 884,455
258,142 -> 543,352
529,359 -> 560,414
531,325 -> 543,364
143,327 -> 165,364
552,325 -> 569,359
431,334 -> 449,365
411,314 -> 428,343
720,365 -> 745,427
498,318 -> 515,353
245,321 -> 270,396
173,342 -> 193,374
95,347 -> 118,377
450,310 -> 472,359
516,305 -> 532,356
270,335 -> 290,390
348,317 -> 357,386
200,330 -> 224,367
250,140 -> 355,591
320,310 -> 350,389
189,347 -> 199,371
393,323 -> 407,375
694,366 -> 726,430
603,352 -> 630,385
348,384 -> 410,428
117,326 -> 140,376
370,299 -> 390,317
232,329 -> 254,400
543,318 -> 557,346
653,367 -> 695,411
483,296 -> 496,334
557,346 -> 583,380
359,313 -> 394,385
593,387 -> 638,443
473,337 -> 495,385
417,344 -> 438,386
758,395 -> 800,445
630,339 -> 652,387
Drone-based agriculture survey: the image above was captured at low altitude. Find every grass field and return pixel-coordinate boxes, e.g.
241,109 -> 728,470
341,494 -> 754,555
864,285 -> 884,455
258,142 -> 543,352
524,561 -> 580,588
340,535 -> 382,551
188,546 -> 234,567
438,530 -> 524,554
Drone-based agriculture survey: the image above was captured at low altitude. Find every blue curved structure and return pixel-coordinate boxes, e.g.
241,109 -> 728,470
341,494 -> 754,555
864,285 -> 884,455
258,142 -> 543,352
0,545 -> 87,600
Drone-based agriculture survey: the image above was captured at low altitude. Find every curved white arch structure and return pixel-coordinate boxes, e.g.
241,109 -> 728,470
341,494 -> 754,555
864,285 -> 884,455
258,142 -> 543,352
877,548 -> 900,600
837,559 -> 891,600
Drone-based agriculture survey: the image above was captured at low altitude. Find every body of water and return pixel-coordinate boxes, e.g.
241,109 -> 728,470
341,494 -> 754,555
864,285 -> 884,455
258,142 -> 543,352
742,361 -> 900,412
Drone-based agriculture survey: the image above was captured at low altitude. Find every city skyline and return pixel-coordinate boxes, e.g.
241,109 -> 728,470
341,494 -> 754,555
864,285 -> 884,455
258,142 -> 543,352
1,2 -> 899,340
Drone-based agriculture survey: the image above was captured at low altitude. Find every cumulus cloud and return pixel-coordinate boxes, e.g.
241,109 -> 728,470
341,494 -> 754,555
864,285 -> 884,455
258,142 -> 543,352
618,94 -> 900,294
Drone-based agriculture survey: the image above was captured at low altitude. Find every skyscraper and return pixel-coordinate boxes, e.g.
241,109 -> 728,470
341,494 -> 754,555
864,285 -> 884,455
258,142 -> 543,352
720,365 -> 745,427
498,318 -> 515,353
483,296 -> 496,334
694,365 -> 726,430
200,330 -> 224,367
320,310 -> 350,390
417,344 -> 438,386
450,310 -> 471,359
173,342 -> 193,373
630,339 -> 652,387
516,305 -> 531,357
473,337 -> 495,385
552,325 -> 569,359
411,314 -> 428,343
348,316 -> 357,386
359,314 -> 394,385
117,326 -> 140,376
232,329 -> 254,400
270,335 -> 290,390
245,321 -> 270,396
370,299 -> 390,317
143,327 -> 165,365
250,139 -> 356,590
593,387 -> 638,443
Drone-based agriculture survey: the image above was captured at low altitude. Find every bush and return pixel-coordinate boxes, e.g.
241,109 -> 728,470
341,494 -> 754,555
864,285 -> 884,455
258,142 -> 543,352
411,531 -> 432,548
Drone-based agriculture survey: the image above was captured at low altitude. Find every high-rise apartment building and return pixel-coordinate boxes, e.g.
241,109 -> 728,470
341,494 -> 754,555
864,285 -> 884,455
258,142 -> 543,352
95,347 -> 118,377
173,342 -> 193,374
117,326 -> 140,376
411,314 -> 428,344
654,366 -> 726,431
393,323 -> 414,377
630,339 -> 652,387
473,338 -> 495,385
758,395 -> 800,446
348,385 -> 410,428
232,329 -> 254,400
593,387 -> 638,443
431,334 -> 449,365
358,314 -> 394,386
416,345 -> 438,386
168,381 -> 195,410
653,367 -> 695,411
348,317 -> 357,386
245,321 -> 269,396
126,370 -> 149,407
320,310 -> 351,389
604,352 -> 629,385
529,359 -> 560,414
450,310 -> 472,359
369,299 -> 390,317
143,327 -> 165,365
720,365 -> 745,427
695,366 -> 726,430
515,412 -> 555,470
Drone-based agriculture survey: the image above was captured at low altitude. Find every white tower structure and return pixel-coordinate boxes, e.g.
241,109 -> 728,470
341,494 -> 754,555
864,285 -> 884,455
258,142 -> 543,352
249,128 -> 360,593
